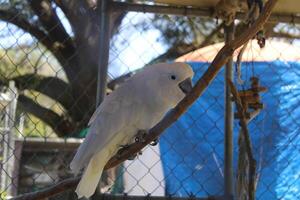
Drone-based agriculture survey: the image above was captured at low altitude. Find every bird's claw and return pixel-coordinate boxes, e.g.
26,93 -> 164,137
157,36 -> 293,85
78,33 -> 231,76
127,154 -> 137,160
135,130 -> 159,146
117,144 -> 129,159
117,144 -> 142,160
135,130 -> 148,143
150,138 -> 158,146
117,130 -> 155,161
127,151 -> 143,160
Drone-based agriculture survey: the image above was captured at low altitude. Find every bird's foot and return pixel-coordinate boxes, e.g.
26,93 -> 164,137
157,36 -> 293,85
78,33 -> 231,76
117,144 -> 129,159
117,144 -> 142,160
134,130 -> 148,143
135,130 -> 158,146
129,151 -> 143,160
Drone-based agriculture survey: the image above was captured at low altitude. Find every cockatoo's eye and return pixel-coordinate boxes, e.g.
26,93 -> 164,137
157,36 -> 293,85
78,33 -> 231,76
170,75 -> 177,80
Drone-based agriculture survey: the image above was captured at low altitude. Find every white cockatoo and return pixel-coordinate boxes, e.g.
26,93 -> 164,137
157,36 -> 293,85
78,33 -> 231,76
70,62 -> 194,198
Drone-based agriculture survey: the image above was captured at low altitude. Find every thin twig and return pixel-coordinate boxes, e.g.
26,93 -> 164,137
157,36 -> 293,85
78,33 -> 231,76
11,1 -> 277,199
227,79 -> 257,200
236,41 -> 248,84
227,79 -> 256,162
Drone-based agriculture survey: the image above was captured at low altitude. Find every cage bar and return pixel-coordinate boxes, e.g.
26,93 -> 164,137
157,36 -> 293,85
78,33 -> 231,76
110,1 -> 300,23
224,23 -> 235,198
96,0 -> 111,106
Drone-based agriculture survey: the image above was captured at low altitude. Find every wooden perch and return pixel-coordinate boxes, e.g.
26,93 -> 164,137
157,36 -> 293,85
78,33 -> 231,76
227,79 -> 257,200
234,77 -> 267,119
11,1 -> 278,200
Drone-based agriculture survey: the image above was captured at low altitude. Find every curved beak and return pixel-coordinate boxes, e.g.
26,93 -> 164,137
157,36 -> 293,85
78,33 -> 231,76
179,78 -> 193,94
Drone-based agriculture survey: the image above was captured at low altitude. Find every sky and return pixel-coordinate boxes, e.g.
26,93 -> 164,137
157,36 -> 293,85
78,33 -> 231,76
0,9 -> 167,80
108,12 -> 167,78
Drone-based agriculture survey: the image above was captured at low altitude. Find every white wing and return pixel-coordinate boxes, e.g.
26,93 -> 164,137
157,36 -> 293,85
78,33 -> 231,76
70,82 -> 141,174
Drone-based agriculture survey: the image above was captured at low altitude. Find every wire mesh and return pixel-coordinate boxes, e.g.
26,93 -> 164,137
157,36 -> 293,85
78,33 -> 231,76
0,1 -> 299,200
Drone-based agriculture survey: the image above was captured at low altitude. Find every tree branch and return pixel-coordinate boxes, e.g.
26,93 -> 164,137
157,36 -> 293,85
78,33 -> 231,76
0,9 -> 54,50
0,74 -> 85,127
29,0 -> 71,45
0,8 -> 78,80
28,0 -> 80,79
53,0 -> 96,36
10,75 -> 71,107
11,0 -> 278,199
18,95 -> 74,137
55,0 -> 126,37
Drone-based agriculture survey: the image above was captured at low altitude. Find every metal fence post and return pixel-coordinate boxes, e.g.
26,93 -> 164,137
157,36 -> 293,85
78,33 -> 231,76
96,0 -> 111,107
0,81 -> 18,197
224,23 -> 235,198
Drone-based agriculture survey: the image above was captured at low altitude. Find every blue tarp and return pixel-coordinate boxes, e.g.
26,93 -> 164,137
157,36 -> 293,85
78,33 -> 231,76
160,61 -> 300,199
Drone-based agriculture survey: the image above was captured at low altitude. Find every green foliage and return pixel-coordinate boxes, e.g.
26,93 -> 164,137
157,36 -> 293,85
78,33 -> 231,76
18,90 -> 67,137
0,190 -> 7,200
21,113 -> 53,137
0,45 -> 64,79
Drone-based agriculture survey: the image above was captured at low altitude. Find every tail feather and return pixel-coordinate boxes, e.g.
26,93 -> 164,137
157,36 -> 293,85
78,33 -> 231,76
70,151 -> 89,175
75,151 -> 107,199
70,129 -> 98,175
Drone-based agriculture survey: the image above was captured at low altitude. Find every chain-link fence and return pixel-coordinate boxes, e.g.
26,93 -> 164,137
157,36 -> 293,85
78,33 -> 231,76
0,0 -> 300,200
